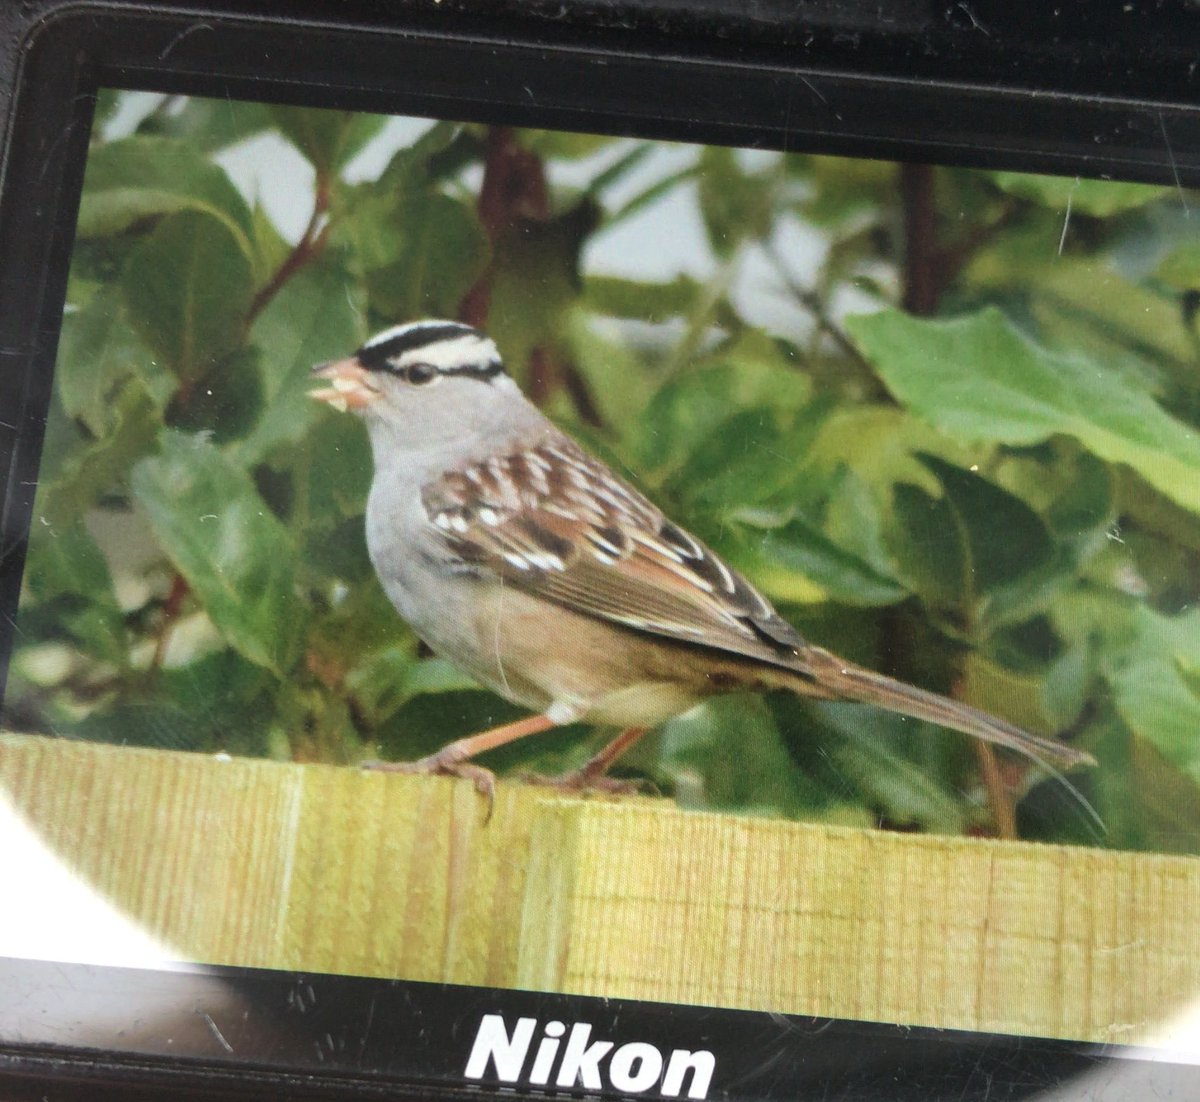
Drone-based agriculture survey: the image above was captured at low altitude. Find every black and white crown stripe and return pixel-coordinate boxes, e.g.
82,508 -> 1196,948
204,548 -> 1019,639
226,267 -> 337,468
356,321 -> 505,380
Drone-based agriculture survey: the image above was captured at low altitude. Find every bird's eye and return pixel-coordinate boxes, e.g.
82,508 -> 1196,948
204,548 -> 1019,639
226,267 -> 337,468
403,362 -> 437,386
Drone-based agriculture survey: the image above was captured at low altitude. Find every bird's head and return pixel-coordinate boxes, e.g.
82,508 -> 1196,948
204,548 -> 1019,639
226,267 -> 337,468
311,320 -> 527,452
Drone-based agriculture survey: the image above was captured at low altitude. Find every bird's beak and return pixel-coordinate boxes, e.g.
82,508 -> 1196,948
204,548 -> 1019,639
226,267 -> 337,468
309,357 -> 381,412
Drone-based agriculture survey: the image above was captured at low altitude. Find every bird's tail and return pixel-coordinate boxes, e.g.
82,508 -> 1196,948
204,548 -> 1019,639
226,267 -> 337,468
789,647 -> 1096,771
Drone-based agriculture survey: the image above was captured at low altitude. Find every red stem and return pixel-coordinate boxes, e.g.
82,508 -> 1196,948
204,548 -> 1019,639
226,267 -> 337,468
245,175 -> 332,329
150,573 -> 190,670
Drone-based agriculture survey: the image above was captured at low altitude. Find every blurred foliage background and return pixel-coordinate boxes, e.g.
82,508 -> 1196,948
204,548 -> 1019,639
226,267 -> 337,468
5,91 -> 1200,853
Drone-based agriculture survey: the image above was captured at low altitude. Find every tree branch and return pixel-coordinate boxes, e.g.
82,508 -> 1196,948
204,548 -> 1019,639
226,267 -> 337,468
244,173 -> 332,330
764,240 -> 881,381
900,163 -> 940,317
150,572 -> 190,671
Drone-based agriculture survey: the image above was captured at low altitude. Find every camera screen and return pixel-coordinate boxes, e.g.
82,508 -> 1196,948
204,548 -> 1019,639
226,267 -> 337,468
2,90 -> 1198,1062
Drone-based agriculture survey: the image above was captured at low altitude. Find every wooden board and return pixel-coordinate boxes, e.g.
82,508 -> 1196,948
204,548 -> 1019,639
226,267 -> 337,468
3,732 -> 1198,1045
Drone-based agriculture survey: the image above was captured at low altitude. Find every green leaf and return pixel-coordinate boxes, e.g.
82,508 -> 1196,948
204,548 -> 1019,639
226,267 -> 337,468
353,191 -> 488,322
889,481 -> 968,613
165,346 -> 264,444
37,380 -> 161,528
639,366 -> 748,469
1022,703 -> 1200,854
344,652 -> 480,730
519,130 -> 620,161
638,356 -> 810,474
29,390 -> 83,490
363,120 -> 468,195
829,732 -> 970,834
822,467 -> 909,597
1052,591 -> 1200,783
397,656 -> 482,696
790,154 -> 896,230
916,453 -> 1054,595
1123,736 -> 1200,855
696,146 -> 775,255
711,328 -> 811,404
731,511 -> 906,607
887,454 -> 1065,630
675,406 -> 825,511
707,449 -> 907,608
162,647 -> 275,728
806,407 -> 961,499
1039,639 -> 1095,731
375,690 -> 531,764
295,416 -> 373,523
130,432 -> 303,674
136,98 -> 274,153
332,183 -> 407,273
22,520 -> 128,666
602,163 -> 700,228
483,201 -> 599,370
847,307 -> 1200,515
960,653 -> 1055,737
249,202 -> 293,291
73,649 -> 275,755
788,698 -> 972,834
987,172 -> 1167,218
563,310 -> 659,432
1027,260 -> 1195,377
269,106 -> 387,175
303,575 -> 413,694
1108,606 -> 1200,781
76,136 -> 255,253
71,701 -> 218,751
55,285 -> 152,435
66,239 -> 139,293
583,274 -> 704,321
1179,656 -> 1200,702
990,448 -> 1117,622
1158,241 -> 1200,290
121,210 -> 255,380
999,446 -> 1115,543
658,694 -> 830,817
236,258 -> 366,465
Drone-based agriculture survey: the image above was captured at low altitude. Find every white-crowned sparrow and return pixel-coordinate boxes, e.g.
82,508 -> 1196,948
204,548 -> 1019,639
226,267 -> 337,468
311,320 -> 1094,798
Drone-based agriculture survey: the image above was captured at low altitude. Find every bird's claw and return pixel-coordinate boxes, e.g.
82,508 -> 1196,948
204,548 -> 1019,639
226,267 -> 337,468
361,754 -> 497,814
521,767 -> 652,796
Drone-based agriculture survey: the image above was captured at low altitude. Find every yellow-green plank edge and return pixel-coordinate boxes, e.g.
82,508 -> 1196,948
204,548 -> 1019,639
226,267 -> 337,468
3,732 -> 1197,1046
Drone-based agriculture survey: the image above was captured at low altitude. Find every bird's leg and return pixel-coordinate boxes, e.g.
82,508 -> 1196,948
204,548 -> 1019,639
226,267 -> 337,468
362,713 -> 557,803
535,726 -> 651,794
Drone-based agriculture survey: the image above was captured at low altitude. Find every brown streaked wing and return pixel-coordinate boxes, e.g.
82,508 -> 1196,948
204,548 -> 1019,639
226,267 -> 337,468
421,437 -> 811,668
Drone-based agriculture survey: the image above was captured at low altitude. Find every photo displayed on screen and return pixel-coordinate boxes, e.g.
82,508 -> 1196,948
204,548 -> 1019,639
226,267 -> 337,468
1,91 -> 1198,1054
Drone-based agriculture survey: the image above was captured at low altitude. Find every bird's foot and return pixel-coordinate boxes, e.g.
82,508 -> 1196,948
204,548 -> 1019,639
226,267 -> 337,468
521,765 -> 652,797
360,714 -> 567,823
361,752 -> 497,802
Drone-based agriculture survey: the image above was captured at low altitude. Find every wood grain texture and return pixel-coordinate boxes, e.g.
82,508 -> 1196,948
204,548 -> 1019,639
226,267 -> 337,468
0,733 -> 542,985
4,732 -> 1199,1045
517,801 -> 1200,1044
